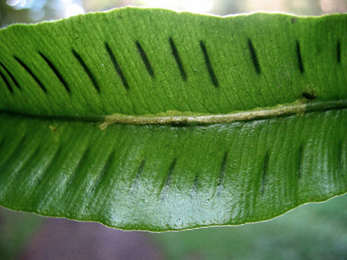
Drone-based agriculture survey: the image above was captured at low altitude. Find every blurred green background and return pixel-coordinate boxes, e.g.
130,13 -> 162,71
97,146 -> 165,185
1,0 -> 347,259
1,0 -> 347,27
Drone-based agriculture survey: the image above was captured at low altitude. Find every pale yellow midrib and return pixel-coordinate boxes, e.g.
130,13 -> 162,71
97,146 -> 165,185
99,99 -> 347,129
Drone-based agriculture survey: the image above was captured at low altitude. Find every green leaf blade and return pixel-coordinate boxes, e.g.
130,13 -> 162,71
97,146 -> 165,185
0,8 -> 346,231
0,109 -> 346,231
1,9 -> 347,117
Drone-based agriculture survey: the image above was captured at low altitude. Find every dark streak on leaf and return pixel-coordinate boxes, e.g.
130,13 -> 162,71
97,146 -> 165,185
18,145 -> 40,174
14,56 -> 48,93
90,149 -> 116,194
200,40 -> 219,88
136,41 -> 154,77
261,152 -> 269,195
337,40 -> 341,64
217,152 -> 228,195
72,49 -> 100,93
0,144 -> 39,200
0,69 -> 13,93
130,159 -> 146,192
65,146 -> 90,189
3,145 -> 41,189
1,135 -> 26,166
190,174 -> 199,197
35,144 -> 63,186
169,37 -> 187,81
39,51 -> 71,93
105,42 -> 129,90
0,62 -> 21,89
160,158 -> 177,195
296,41 -> 304,73
0,138 -> 5,155
247,38 -> 261,74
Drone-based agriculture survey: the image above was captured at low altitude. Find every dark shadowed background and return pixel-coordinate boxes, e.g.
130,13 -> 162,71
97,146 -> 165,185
1,0 -> 347,259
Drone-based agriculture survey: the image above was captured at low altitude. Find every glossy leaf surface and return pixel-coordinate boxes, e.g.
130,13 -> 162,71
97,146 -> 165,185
0,8 -> 346,231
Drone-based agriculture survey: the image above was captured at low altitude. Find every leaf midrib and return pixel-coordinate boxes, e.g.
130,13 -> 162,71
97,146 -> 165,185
100,99 -> 347,127
1,99 -> 346,128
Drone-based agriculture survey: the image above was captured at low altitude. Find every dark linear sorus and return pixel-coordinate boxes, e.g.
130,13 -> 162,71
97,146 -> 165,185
130,159 -> 146,191
65,146 -> 90,189
34,144 -> 63,186
260,145 -> 305,194
160,158 -> 177,195
296,41 -> 304,73
169,37 -> 187,81
337,40 -> 341,63
0,138 -> 5,152
19,145 -> 41,173
28,146 -> 67,210
247,38 -> 261,74
105,42 -> 129,90
14,56 -> 48,93
199,40 -> 219,87
0,69 -> 13,93
90,149 -> 116,194
39,51 -> 71,93
0,62 -> 21,89
190,174 -> 199,197
1,135 -> 27,166
3,144 -> 41,186
216,152 -> 228,195
136,41 -> 154,77
72,49 -> 101,93
260,152 -> 270,195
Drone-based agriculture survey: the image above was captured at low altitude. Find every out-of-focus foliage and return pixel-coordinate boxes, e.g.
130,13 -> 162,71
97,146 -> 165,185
0,207 -> 41,259
155,194 -> 347,260
1,194 -> 347,259
1,0 -> 347,28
